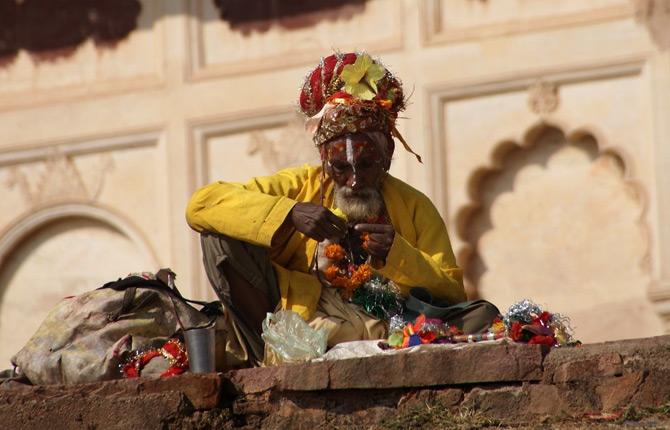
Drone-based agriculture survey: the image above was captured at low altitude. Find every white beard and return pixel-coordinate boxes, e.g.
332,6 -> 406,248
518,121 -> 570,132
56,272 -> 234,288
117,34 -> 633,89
333,185 -> 384,222
314,186 -> 384,279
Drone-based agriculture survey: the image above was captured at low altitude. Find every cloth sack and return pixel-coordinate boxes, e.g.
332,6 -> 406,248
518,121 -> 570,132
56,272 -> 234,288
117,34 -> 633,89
11,270 -> 214,385
404,287 -> 501,334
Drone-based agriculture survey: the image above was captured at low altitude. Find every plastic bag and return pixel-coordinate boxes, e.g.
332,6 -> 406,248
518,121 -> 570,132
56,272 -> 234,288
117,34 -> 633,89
261,310 -> 327,365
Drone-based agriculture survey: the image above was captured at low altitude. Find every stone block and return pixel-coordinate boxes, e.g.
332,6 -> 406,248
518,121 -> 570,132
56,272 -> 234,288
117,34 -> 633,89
526,384 -> 569,418
596,371 -> 646,412
0,391 -> 192,430
328,354 -> 407,389
137,373 -> 223,410
228,366 -> 280,394
278,361 -> 331,391
630,368 -> 670,408
233,391 -> 273,415
398,388 -> 464,410
328,343 -> 544,389
227,343 -> 545,393
261,397 -> 328,430
0,374 -> 224,411
462,386 -> 527,420
597,353 -> 624,377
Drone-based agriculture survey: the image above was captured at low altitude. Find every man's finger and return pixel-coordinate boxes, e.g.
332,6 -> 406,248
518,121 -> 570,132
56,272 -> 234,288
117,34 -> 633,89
307,224 -> 330,242
354,223 -> 393,233
365,242 -> 389,257
310,232 -> 325,242
325,210 -> 348,231
321,221 -> 346,240
368,233 -> 394,246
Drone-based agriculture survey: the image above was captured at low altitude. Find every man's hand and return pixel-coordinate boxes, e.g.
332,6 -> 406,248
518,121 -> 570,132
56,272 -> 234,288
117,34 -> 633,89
354,223 -> 395,263
289,202 -> 347,242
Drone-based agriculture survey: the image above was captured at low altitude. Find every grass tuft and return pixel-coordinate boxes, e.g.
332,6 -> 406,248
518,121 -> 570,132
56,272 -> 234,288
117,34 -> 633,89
381,402 -> 502,430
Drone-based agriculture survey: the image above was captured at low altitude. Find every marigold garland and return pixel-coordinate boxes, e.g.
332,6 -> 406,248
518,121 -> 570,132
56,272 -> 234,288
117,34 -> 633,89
121,338 -> 189,378
322,244 -> 372,299
320,213 -> 391,301
324,243 -> 346,261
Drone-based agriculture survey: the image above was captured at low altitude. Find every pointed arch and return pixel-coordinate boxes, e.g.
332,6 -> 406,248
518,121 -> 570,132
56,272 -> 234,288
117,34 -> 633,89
454,122 -> 650,301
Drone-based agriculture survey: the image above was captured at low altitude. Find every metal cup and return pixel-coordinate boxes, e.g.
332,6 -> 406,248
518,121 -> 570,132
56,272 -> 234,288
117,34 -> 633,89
184,325 -> 216,373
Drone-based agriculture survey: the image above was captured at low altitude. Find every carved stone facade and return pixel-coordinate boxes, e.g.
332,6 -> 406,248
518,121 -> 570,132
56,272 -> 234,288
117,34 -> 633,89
527,81 -> 559,116
0,0 -> 669,365
6,150 -> 114,206
246,113 -> 319,172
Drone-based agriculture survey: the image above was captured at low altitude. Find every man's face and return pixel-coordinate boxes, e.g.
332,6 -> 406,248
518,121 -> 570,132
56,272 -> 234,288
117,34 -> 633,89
322,133 -> 387,192
323,133 -> 387,220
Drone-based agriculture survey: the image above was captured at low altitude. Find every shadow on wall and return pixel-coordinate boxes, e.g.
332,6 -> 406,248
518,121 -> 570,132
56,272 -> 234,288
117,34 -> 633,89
0,0 -> 142,64
212,0 -> 367,34
0,0 -> 368,66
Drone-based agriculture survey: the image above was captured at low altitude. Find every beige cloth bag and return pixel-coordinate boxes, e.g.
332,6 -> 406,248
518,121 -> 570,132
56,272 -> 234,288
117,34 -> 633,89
11,274 -> 213,385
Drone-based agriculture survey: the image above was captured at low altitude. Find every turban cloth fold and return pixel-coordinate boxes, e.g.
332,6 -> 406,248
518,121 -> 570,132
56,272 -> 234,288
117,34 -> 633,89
299,52 -> 421,162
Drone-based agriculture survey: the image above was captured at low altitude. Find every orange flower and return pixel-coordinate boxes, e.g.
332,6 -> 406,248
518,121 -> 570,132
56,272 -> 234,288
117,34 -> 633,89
350,263 -> 372,286
325,265 -> 340,281
325,244 -> 346,261
378,99 -> 393,109
322,246 -> 373,300
330,276 -> 349,289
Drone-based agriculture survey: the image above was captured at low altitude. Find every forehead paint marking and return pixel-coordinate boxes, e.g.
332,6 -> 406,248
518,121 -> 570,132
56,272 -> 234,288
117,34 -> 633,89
345,136 -> 355,165
345,136 -> 357,186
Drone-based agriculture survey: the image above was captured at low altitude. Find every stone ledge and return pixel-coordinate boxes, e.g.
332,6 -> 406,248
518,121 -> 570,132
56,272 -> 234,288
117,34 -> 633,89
2,335 -> 670,429
1,373 -> 222,410
228,342 -> 545,394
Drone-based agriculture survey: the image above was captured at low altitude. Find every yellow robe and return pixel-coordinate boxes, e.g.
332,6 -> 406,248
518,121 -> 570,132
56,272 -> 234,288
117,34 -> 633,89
186,164 -> 465,321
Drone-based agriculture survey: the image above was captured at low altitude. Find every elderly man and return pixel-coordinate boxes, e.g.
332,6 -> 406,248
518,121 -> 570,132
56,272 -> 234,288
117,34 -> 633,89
186,52 -> 498,366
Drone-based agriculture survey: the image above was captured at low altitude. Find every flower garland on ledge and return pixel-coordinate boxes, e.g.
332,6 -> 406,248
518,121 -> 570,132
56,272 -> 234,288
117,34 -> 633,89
121,338 -> 189,378
383,299 -> 579,349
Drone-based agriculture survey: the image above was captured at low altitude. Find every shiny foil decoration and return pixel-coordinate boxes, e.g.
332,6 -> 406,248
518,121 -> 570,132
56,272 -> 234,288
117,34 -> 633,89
503,299 -> 543,327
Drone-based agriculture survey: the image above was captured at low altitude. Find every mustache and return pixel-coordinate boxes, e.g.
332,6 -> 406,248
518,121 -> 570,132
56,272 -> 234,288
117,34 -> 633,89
336,187 -> 378,198
333,185 -> 383,221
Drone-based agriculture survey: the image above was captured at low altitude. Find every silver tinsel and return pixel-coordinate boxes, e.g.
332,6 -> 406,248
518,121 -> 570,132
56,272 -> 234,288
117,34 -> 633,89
389,314 -> 405,332
503,299 -> 578,346
352,276 -> 404,322
503,299 -> 543,327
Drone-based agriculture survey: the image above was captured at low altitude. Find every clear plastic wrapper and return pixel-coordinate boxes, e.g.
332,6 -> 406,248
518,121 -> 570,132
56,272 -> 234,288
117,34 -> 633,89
261,310 -> 328,364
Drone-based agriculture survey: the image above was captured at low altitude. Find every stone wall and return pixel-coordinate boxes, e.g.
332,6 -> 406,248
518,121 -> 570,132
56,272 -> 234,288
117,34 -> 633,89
2,336 -> 670,429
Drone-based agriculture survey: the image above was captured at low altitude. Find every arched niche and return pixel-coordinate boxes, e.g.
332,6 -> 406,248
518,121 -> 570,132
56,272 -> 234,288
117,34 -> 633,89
0,203 -> 159,368
455,123 -> 663,343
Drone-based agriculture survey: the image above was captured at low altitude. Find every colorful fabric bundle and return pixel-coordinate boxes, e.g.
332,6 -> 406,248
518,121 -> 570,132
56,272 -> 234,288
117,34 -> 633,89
385,299 -> 578,349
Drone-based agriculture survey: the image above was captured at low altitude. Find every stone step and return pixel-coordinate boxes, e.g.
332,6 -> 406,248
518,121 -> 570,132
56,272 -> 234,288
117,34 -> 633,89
1,335 -> 669,429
